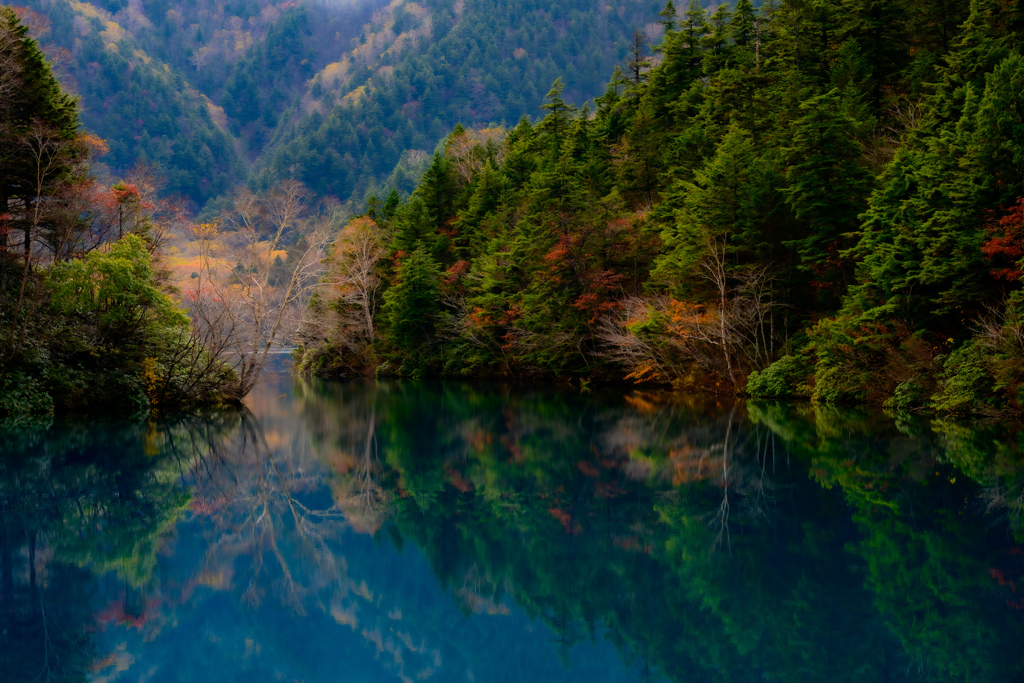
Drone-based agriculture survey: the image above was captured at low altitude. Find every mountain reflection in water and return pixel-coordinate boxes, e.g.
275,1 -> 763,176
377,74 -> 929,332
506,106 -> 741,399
1,364 -> 1023,682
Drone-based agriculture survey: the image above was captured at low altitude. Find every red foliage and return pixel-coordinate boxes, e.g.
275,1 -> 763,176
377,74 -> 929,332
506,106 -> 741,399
990,566 -> 1016,591
110,183 -> 145,207
982,197 -> 1024,281
94,597 -> 153,631
0,213 -> 11,252
547,507 -> 579,534
441,259 -> 470,296
445,467 -> 474,493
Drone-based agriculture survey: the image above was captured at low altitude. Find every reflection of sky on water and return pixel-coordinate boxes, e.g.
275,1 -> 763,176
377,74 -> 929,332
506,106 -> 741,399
90,514 -> 645,683
85,361 -> 655,683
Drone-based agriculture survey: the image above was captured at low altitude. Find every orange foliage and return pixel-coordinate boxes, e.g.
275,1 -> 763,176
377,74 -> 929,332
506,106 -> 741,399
664,299 -> 715,337
79,133 -> 109,157
467,429 -> 493,452
594,481 -> 625,499
445,467 -> 474,493
668,443 -> 713,486
548,507 -> 579,534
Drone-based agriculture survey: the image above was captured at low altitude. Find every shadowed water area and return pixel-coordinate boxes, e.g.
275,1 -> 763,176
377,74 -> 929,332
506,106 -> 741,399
2,363 -> 1024,682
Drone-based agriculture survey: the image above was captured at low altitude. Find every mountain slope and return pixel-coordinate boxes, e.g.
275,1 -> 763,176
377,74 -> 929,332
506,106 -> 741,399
17,0 -> 668,206
261,0 -> 667,201
16,0 -> 243,201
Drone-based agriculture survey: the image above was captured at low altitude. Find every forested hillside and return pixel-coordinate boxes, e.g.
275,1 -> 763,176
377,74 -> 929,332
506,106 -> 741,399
16,0 -> 666,206
260,0 -> 668,201
300,0 -> 1024,416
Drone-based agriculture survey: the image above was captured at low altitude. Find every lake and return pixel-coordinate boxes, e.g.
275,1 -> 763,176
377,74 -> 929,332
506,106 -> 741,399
1,362 -> 1023,682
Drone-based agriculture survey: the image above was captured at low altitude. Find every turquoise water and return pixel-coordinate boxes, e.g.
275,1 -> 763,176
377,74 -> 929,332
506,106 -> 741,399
2,364 -> 1023,682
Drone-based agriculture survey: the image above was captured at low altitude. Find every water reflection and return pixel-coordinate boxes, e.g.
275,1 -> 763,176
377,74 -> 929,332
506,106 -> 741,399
1,371 -> 1023,682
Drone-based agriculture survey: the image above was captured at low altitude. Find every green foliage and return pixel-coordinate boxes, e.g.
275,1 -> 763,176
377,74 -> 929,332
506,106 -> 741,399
746,354 -> 811,399
48,234 -> 188,337
261,0 -> 667,202
883,380 -> 927,412
299,380 -> 1024,682
380,244 -> 441,367
3,236 -> 232,415
0,371 -> 54,418
23,0 -> 1023,410
300,0 -> 1024,407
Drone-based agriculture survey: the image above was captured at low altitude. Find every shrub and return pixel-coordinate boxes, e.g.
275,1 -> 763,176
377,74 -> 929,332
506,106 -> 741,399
931,342 -> 998,415
746,355 -> 812,399
0,372 -> 54,417
883,381 -> 927,412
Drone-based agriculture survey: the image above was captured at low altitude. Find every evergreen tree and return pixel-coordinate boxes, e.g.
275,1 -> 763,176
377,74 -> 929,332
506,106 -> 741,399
784,89 -> 872,295
381,245 -> 441,354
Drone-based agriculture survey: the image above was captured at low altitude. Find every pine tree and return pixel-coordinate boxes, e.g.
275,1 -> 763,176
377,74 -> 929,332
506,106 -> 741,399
658,0 -> 678,34
538,78 -> 577,157
381,245 -> 441,353
0,8 -> 83,254
730,0 -> 758,49
654,125 -> 760,294
784,89 -> 871,295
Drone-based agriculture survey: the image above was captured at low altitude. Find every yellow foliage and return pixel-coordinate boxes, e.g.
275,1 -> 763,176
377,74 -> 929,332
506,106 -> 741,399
340,85 -> 367,106
143,420 -> 159,457
79,133 -> 109,157
189,221 -> 219,241
404,2 -> 428,17
206,100 -> 229,129
100,19 -> 124,44
319,60 -> 350,88
141,357 -> 161,407
69,0 -> 104,21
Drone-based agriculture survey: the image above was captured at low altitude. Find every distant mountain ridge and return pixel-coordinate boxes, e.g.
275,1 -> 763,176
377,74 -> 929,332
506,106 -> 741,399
15,0 -> 668,207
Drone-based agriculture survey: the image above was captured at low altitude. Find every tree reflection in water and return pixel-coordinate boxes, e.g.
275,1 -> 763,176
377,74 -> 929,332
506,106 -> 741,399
1,376 -> 1023,682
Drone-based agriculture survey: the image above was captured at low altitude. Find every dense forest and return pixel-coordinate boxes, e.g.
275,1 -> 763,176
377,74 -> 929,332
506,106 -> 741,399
297,0 -> 1024,417
7,0 -> 1024,417
0,7 -> 235,418
15,0 -> 666,206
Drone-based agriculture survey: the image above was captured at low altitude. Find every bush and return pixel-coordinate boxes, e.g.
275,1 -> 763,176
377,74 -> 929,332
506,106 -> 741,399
746,355 -> 812,399
0,372 -> 54,417
0,235 -> 234,418
883,381 -> 926,412
931,342 -> 998,415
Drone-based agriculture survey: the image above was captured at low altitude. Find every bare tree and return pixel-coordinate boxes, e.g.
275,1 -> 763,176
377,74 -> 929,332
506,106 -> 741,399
189,181 -> 342,398
598,262 -> 777,390
443,126 -> 506,183
327,216 -> 387,343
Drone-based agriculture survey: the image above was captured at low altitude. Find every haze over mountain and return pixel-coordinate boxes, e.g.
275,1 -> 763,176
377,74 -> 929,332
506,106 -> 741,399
17,0 -> 666,207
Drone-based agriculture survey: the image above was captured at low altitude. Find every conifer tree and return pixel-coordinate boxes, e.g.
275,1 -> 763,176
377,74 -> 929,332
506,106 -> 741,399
381,245 -> 441,354
784,90 -> 871,297
658,0 -> 678,34
0,8 -> 83,254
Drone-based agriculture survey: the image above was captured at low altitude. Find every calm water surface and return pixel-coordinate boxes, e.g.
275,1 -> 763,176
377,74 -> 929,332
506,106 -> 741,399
2,362 -> 1024,682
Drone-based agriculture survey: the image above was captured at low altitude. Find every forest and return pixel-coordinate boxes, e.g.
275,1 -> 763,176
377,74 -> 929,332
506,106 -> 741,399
296,0 -> 1024,417
12,0 -> 666,206
5,0 -> 1024,418
0,6 -> 245,417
